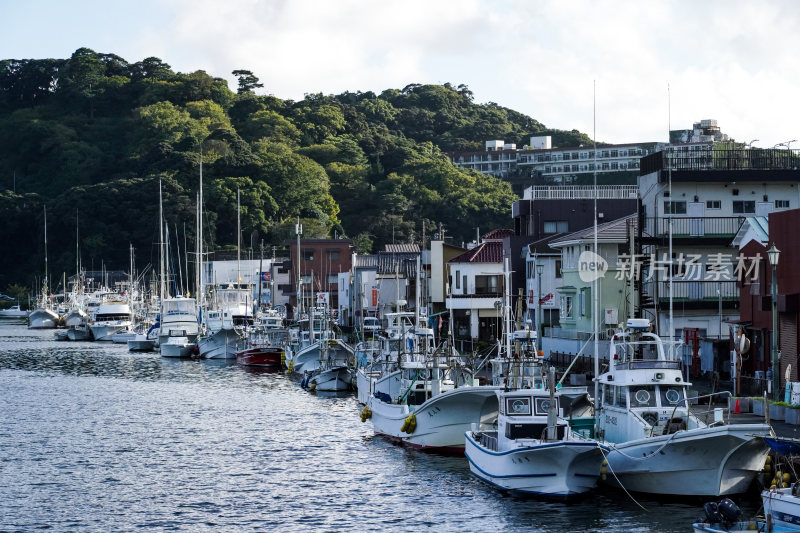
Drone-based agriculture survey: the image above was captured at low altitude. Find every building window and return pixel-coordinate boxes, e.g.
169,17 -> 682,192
664,201 -> 687,214
327,275 -> 338,284
555,260 -> 562,278
544,221 -> 569,234
776,199 -> 790,209
732,201 -> 755,214
706,200 -> 721,209
326,250 -> 340,261
610,150 -> 618,157
302,249 -> 314,261
475,275 -> 500,294
610,162 -> 619,170
560,295 -> 574,320
455,270 -> 461,289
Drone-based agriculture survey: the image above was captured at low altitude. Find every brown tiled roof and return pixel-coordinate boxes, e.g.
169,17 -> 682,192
482,228 -> 514,240
449,240 -> 504,264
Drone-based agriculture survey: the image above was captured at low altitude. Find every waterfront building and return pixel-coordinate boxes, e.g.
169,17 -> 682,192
637,145 -> 800,380
284,238 -> 354,313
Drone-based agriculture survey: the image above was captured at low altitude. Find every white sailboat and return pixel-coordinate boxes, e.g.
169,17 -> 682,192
29,206 -> 59,329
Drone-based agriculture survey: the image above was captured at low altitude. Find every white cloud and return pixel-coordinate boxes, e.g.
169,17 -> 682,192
4,0 -> 800,146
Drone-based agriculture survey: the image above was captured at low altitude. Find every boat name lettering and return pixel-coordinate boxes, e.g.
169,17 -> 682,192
605,415 -> 618,426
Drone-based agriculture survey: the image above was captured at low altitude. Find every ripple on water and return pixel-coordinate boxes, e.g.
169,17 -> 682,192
0,323 -> 758,532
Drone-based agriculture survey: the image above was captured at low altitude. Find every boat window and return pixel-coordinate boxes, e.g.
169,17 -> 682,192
630,386 -> 657,408
659,386 -> 685,407
613,386 -> 627,407
505,397 -> 531,416
603,385 -> 614,407
534,397 -> 558,416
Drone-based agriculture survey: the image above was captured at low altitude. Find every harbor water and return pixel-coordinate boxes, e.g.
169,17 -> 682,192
0,322 -> 753,532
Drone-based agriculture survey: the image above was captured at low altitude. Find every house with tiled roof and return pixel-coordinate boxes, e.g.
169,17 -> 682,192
446,230 -> 510,343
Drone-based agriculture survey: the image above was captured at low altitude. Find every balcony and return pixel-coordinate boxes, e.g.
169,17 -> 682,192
641,216 -> 744,244
642,280 -> 740,310
640,148 -> 800,183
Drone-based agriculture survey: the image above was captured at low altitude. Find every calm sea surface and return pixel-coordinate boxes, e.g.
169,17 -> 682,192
0,322 -> 758,532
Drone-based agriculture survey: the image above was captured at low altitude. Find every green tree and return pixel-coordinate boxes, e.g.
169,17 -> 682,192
232,69 -> 264,94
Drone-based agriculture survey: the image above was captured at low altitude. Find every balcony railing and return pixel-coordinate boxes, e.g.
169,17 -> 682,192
641,147 -> 800,175
642,216 -> 744,239
643,280 -> 739,302
523,185 -> 639,200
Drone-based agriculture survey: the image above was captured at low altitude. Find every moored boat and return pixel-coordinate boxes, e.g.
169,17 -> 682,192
465,376 -> 607,499
0,305 -> 29,318
596,318 -> 771,497
235,346 -> 283,367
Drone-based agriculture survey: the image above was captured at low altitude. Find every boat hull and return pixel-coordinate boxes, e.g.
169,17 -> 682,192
311,366 -> 352,392
128,339 -> 155,352
236,347 -> 283,367
90,323 -> 131,342
198,328 -> 242,359
368,386 -> 500,452
762,487 -> 800,529
28,308 -> 59,329
465,433 -> 607,498
66,326 -> 92,341
602,423 -> 770,496
160,342 -> 195,358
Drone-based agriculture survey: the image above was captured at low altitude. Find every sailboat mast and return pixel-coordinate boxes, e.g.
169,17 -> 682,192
75,209 -> 80,302
237,188 -> 241,284
668,84 -> 674,356
43,205 -> 48,302
159,179 -> 166,303
199,150 -> 204,306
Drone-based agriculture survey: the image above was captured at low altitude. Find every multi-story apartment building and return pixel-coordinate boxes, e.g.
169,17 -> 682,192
637,145 -> 800,376
284,238 -> 354,313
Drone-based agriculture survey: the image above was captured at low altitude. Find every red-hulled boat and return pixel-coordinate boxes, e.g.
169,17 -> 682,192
235,345 -> 284,367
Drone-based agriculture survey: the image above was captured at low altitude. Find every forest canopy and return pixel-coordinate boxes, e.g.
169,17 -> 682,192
0,48 -> 594,289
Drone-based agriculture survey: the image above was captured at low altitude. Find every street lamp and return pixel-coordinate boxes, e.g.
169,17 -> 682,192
536,262 -> 544,343
767,244 -> 781,400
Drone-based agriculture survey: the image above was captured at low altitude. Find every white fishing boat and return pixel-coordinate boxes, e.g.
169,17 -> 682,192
0,305 -> 29,318
62,307 -> 89,328
160,331 -> 195,358
763,483 -> 800,530
28,306 -> 60,329
89,302 -> 132,342
596,318 -> 771,497
465,371 -> 607,499
198,283 -> 251,360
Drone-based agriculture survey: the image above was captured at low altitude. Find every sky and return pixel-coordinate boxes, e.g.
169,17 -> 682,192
3,0 -> 799,148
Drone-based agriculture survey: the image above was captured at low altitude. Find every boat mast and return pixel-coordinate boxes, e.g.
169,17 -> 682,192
668,84 -> 674,358
592,81 -> 600,427
75,210 -> 80,306
237,188 -> 241,286
159,179 -> 166,304
296,217 -> 302,319
43,205 -> 48,307
198,149 -> 204,307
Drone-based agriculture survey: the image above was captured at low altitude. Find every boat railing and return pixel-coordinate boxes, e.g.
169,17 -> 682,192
477,431 -> 498,451
676,391 -> 732,428
613,360 -> 681,371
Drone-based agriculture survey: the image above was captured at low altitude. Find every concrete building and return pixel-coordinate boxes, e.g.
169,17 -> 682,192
637,145 -> 800,356
284,238 -> 354,313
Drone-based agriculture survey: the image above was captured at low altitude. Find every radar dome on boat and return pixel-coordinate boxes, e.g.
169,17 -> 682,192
626,318 -> 651,331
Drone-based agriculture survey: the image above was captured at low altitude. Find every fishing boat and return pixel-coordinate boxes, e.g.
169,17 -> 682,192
198,283 -> 251,360
465,368 -> 608,499
28,306 -> 59,329
596,318 -> 772,497
236,345 -> 283,367
0,305 -> 29,318
762,482 -> 800,530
